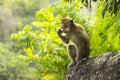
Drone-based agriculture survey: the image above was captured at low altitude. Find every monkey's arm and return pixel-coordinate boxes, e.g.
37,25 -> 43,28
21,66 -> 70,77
57,28 -> 69,44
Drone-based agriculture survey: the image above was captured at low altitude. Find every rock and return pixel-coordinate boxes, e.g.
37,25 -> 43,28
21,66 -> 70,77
66,52 -> 120,80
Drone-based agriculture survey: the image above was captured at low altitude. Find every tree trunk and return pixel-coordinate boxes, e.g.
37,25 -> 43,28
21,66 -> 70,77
66,52 -> 120,80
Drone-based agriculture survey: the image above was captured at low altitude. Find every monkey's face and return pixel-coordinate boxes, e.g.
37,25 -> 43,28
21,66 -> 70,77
60,21 -> 70,33
60,17 -> 73,33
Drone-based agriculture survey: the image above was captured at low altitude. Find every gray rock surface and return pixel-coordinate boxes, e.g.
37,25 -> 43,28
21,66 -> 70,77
66,52 -> 120,80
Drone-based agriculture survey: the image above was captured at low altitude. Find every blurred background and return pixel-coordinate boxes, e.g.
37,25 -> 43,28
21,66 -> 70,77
0,0 -> 120,80
0,0 -> 57,43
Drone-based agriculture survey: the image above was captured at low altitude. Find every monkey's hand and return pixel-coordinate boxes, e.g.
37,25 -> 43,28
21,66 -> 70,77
57,28 -> 63,36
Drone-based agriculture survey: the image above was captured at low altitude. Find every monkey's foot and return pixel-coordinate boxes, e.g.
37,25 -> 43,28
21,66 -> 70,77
68,61 -> 77,67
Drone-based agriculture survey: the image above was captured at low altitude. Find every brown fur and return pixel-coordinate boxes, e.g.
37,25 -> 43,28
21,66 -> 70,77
57,16 -> 90,66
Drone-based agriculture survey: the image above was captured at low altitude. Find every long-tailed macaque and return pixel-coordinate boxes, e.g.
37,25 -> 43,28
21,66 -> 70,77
57,16 -> 90,67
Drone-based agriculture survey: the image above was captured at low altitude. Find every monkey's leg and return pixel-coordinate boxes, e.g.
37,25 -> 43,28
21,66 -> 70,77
82,41 -> 90,59
77,46 -> 84,61
68,45 -> 77,67
83,46 -> 90,59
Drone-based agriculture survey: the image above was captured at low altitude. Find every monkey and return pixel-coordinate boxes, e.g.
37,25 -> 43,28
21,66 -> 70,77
57,16 -> 90,67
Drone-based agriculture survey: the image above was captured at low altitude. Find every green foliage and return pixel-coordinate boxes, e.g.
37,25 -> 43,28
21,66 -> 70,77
102,0 -> 120,17
10,0 -> 120,80
11,1 -> 87,79
81,0 -> 120,17
88,2 -> 120,56
11,25 -> 40,50
0,43 -> 38,80
0,0 -> 57,43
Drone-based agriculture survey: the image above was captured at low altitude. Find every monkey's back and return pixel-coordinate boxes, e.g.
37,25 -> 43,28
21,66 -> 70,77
73,23 -> 90,58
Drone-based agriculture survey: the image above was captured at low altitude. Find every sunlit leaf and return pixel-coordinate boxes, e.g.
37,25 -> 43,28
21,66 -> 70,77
24,48 -> 33,57
23,25 -> 32,31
